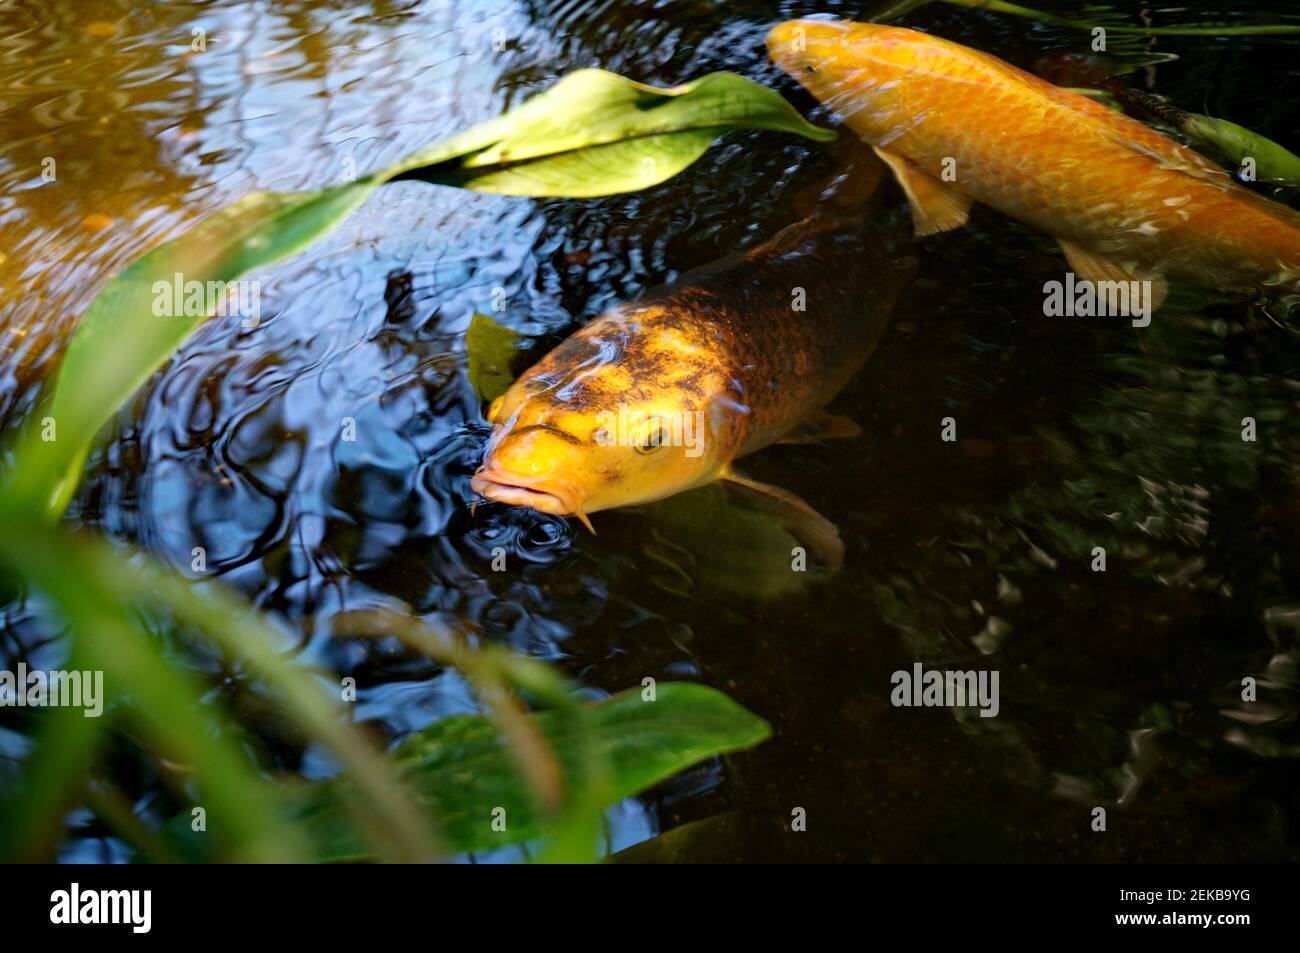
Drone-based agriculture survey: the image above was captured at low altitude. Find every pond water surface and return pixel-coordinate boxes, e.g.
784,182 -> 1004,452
3,0 -> 1300,861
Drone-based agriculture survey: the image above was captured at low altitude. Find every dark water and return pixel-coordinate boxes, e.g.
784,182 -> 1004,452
3,0 -> 1300,861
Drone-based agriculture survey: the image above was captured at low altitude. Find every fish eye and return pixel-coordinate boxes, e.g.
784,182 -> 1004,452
634,417 -> 668,455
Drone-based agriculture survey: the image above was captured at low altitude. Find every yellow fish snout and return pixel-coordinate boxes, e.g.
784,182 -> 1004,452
766,20 -> 844,73
472,424 -> 589,520
767,19 -> 894,69
766,19 -> 906,118
766,19 -> 852,48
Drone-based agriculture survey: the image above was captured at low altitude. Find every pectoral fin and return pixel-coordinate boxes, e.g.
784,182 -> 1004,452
777,410 -> 863,445
873,146 -> 973,237
1058,239 -> 1169,312
720,468 -> 844,567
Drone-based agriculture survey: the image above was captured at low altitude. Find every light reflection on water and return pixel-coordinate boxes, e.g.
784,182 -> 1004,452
2,0 -> 1300,861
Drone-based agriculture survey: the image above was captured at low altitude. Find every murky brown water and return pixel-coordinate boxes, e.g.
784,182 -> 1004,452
3,0 -> 1300,861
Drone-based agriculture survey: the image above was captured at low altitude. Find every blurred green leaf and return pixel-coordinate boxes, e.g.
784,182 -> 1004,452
0,519 -> 312,862
303,682 -> 770,860
1,478 -> 777,863
1,68 -> 833,520
0,693 -> 106,862
0,509 -> 441,862
2,186 -> 378,518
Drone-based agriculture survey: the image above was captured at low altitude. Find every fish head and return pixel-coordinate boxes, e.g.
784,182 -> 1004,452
472,313 -> 742,521
766,20 -> 926,138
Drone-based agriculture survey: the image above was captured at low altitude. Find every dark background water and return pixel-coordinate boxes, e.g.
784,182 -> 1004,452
3,0 -> 1300,861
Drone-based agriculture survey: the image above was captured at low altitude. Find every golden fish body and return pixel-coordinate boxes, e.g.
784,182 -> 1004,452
472,214 -> 914,559
768,20 -> 1300,298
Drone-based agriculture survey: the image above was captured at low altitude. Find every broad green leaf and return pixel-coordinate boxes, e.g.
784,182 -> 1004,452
422,71 -> 837,197
446,130 -> 722,197
466,312 -> 525,403
304,682 -> 771,860
1,69 -> 833,519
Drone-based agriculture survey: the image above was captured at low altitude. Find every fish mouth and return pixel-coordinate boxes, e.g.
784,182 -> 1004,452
472,477 -> 569,514
470,468 -> 582,518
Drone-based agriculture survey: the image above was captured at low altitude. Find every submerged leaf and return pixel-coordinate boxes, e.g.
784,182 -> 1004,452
1123,89 -> 1300,186
631,482 -> 821,600
466,312 -> 525,403
1182,113 -> 1300,186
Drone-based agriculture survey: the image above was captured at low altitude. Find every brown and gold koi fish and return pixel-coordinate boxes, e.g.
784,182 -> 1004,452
768,19 -> 1300,307
471,202 -> 914,564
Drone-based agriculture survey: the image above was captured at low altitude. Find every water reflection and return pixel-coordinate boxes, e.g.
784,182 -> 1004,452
2,0 -> 1299,861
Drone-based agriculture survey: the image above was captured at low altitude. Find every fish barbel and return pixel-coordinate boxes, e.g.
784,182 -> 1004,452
471,203 -> 915,564
767,19 -> 1300,305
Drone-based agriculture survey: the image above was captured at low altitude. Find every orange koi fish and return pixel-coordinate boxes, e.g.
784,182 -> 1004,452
768,20 -> 1300,308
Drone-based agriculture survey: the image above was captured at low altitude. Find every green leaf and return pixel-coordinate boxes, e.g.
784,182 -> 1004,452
1,69 -> 833,519
1123,88 -> 1300,186
1182,113 -> 1300,186
0,518 -> 313,862
305,682 -> 771,860
420,71 -> 837,197
0,695 -> 106,862
466,312 -> 525,403
0,508 -> 441,862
